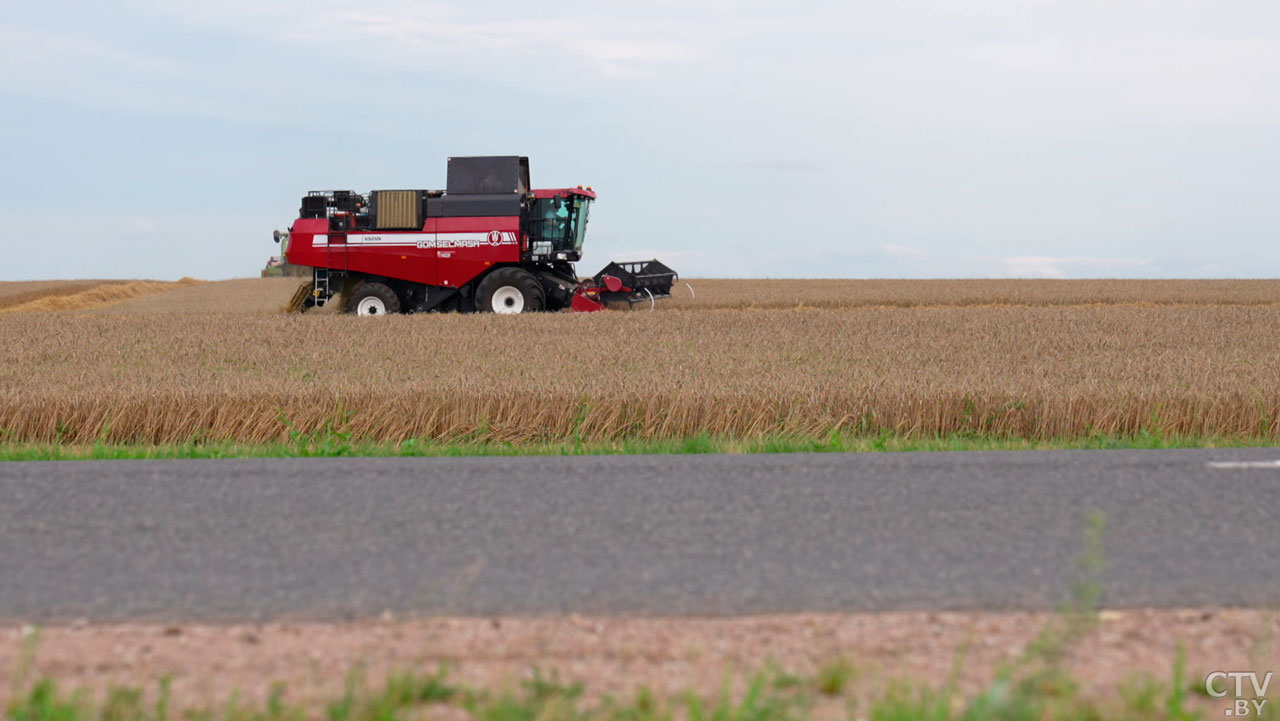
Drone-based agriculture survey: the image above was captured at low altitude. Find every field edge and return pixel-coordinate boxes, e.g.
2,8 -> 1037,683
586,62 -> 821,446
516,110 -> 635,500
2,431 -> 1275,461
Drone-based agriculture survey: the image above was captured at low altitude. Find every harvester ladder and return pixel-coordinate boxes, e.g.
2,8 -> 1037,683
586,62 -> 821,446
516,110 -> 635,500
314,268 -> 331,307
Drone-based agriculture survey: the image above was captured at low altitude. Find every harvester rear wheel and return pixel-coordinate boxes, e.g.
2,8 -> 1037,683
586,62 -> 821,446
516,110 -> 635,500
476,268 -> 544,314
345,281 -> 401,316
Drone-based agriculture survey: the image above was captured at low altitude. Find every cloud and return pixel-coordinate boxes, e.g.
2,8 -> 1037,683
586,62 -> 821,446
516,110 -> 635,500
0,25 -> 179,76
137,0 -> 758,77
122,216 -> 161,234
745,160 -> 821,172
869,246 -> 1154,279
582,247 -> 712,275
992,256 -> 1151,279
610,243 -> 1171,280
0,23 -> 284,123
879,244 -> 926,258
3,2 -> 1279,280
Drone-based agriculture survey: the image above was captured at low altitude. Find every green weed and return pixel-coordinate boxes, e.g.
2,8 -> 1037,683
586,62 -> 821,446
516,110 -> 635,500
1,431 -> 1271,462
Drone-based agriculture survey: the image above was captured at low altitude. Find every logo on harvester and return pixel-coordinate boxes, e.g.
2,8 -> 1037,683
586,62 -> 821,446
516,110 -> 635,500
410,232 -> 517,250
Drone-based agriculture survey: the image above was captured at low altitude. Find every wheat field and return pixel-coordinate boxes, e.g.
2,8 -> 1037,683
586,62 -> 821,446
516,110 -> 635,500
664,278 -> 1280,309
2,276 -> 1279,445
49,277 -> 1280,316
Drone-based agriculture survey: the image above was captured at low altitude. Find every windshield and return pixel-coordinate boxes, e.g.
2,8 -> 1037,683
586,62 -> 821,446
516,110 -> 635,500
530,195 -> 591,252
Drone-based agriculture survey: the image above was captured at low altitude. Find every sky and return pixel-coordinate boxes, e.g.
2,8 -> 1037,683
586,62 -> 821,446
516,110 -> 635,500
2,0 -> 1278,280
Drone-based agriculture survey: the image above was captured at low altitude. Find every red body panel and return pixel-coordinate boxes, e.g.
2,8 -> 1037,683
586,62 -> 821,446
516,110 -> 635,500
570,291 -> 606,312
285,216 -> 522,289
286,187 -> 594,291
570,274 -> 628,312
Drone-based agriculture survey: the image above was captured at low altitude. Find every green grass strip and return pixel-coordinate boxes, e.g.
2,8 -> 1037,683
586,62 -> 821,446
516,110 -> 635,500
0,431 -> 1274,461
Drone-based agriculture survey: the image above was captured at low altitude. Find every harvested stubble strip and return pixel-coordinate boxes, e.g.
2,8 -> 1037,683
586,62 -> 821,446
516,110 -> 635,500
84,277 -> 311,316
3,305 -> 1280,444
0,279 -> 202,313
0,280 -> 130,310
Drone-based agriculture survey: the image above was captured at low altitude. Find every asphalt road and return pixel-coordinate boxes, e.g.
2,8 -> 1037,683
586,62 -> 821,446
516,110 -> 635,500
2,449 -> 1278,623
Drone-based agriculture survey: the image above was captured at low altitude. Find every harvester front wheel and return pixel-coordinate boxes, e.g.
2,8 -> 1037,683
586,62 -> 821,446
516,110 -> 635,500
346,281 -> 401,316
476,268 -> 544,314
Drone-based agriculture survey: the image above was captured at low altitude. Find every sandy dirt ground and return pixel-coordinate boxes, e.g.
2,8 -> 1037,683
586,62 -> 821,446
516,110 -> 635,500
3,610 -> 1276,714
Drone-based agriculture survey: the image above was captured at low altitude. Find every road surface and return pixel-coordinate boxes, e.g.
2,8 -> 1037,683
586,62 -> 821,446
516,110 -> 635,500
1,449 -> 1277,622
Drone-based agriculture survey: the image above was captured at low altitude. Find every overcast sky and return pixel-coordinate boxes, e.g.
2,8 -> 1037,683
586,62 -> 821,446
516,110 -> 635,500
3,0 -> 1277,279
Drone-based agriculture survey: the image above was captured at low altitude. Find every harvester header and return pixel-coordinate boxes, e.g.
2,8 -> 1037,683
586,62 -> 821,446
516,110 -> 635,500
275,156 -> 676,315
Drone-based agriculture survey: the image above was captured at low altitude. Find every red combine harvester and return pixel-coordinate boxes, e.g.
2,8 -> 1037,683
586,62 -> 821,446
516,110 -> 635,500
275,156 -> 677,315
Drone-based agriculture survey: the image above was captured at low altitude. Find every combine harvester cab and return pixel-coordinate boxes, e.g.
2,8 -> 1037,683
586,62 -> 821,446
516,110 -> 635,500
275,156 -> 677,316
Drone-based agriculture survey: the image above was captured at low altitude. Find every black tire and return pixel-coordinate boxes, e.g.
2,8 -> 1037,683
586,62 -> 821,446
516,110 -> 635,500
345,281 -> 401,316
475,268 -> 544,314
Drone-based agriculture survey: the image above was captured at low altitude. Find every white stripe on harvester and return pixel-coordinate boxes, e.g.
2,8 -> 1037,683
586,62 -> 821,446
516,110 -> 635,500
311,232 -> 516,248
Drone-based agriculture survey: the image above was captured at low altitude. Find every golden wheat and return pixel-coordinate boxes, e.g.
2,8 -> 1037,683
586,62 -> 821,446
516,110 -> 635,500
14,277 -> 1280,318
664,278 -> 1280,310
4,298 -> 1279,444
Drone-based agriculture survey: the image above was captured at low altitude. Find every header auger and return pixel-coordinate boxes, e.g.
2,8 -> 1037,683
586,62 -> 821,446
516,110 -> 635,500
274,156 -> 677,315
